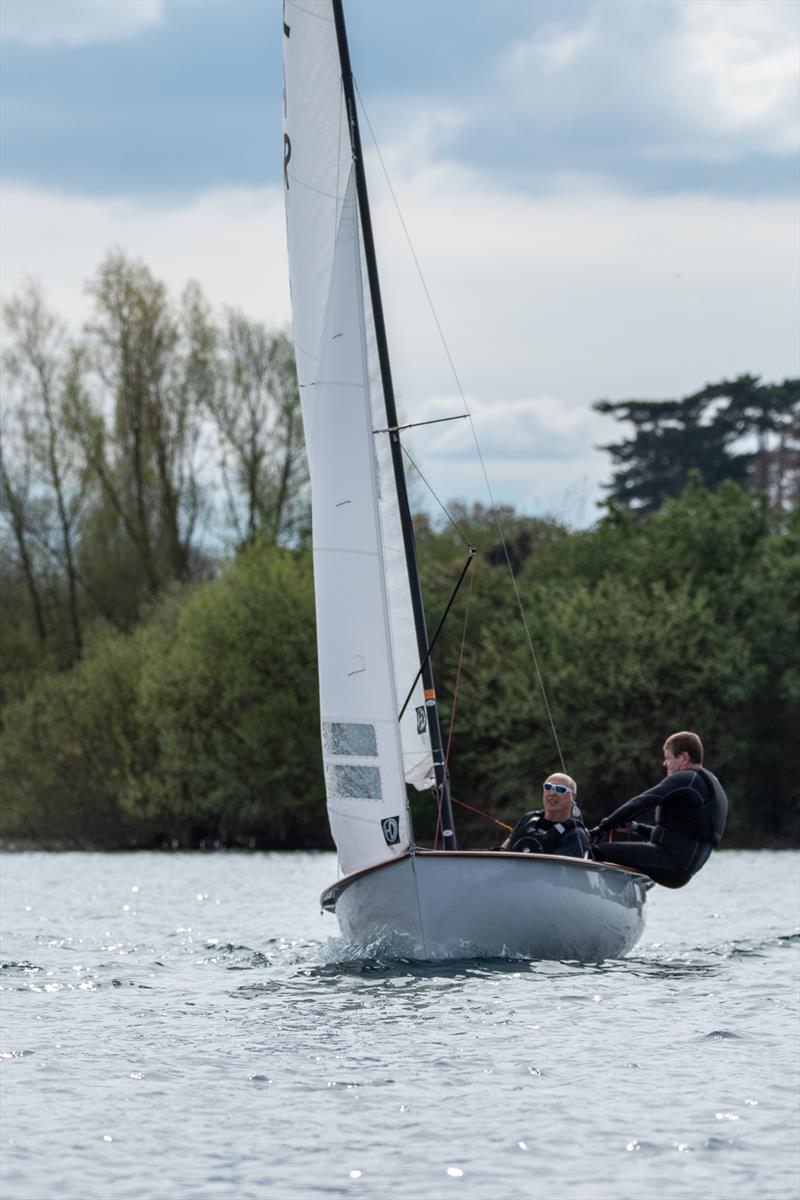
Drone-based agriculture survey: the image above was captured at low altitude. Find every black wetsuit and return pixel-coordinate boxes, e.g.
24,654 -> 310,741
594,768 -> 728,888
507,809 -> 589,858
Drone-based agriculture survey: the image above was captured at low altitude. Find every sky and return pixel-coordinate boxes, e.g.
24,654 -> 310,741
1,0 -> 798,524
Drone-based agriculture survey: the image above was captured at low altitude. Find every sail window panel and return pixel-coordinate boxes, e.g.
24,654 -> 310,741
325,764 -> 382,801
322,722 -> 378,759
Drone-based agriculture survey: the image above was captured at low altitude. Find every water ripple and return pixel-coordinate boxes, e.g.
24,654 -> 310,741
701,1030 -> 747,1041
0,848 -> 797,1200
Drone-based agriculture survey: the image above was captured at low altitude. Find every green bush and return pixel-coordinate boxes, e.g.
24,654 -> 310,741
1,483 -> 797,847
0,544 -> 325,847
131,542 -> 324,846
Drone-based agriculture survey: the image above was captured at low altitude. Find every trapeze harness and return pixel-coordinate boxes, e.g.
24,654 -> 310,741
507,810 -> 589,859
593,768 -> 728,888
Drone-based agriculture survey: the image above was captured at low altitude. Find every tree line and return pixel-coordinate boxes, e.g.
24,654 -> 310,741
1,256 -> 797,848
1,253 -> 307,702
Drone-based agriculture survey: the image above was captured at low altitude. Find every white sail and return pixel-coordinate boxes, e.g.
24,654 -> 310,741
283,0 -> 434,875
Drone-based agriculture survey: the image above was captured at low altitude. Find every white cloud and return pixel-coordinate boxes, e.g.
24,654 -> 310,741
367,144 -> 799,517
366,146 -> 798,396
507,19 -> 595,78
0,0 -> 163,46
0,182 -> 290,329
677,0 -> 799,152
2,158 -> 796,522
495,0 -> 799,161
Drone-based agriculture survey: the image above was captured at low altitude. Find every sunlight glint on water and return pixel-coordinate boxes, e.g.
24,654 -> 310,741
0,850 -> 798,1200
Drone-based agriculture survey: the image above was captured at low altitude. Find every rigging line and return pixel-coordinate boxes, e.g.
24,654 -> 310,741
355,80 -> 470,401
444,565 -> 475,771
355,80 -> 568,775
436,569 -> 476,849
471,442 -> 568,775
401,444 -> 472,547
398,545 -> 477,722
343,40 -> 457,852
451,796 -> 513,833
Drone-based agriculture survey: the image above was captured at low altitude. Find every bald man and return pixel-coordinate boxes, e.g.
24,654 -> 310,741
500,772 -> 589,858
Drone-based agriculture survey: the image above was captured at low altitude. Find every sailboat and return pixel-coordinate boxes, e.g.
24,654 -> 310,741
282,0 -> 649,960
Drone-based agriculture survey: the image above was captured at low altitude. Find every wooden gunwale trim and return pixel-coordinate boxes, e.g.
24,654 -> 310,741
320,849 -> 650,911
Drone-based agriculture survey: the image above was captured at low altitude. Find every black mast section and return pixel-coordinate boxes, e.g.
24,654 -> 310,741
331,0 -> 457,851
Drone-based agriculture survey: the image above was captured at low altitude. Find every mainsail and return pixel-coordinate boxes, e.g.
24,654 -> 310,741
283,0 -> 434,874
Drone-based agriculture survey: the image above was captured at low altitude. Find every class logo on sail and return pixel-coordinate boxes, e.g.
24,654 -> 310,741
381,816 -> 400,846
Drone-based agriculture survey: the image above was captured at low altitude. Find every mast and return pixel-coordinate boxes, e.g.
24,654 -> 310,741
331,0 -> 457,851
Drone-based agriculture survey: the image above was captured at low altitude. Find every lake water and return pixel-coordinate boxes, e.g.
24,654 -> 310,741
1,850 -> 798,1200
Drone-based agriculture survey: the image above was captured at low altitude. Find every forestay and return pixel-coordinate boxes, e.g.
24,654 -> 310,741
283,0 -> 433,875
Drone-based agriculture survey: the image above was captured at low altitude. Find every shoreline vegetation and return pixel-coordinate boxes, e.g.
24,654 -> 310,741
1,256 -> 798,851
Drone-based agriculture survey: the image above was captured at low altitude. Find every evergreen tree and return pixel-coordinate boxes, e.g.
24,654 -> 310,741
595,375 -> 799,514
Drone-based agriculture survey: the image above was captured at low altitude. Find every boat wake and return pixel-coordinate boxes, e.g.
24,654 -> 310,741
285,925 -> 800,980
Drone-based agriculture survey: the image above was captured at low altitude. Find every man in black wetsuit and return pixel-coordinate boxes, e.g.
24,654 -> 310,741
589,731 -> 727,888
501,772 -> 589,858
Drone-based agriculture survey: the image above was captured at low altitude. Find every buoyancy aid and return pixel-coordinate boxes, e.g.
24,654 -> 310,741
508,810 -> 582,854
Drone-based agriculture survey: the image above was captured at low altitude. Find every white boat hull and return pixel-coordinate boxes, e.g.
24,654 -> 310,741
321,851 -> 650,961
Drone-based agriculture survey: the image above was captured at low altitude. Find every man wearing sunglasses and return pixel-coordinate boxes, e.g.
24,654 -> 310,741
588,731 -> 728,888
500,773 -> 589,857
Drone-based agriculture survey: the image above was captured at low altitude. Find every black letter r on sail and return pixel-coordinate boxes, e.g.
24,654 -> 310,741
284,135 -> 292,190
